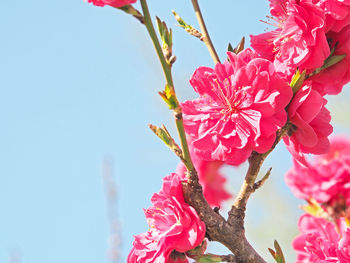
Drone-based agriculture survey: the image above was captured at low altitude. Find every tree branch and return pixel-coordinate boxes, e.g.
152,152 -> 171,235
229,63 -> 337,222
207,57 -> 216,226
228,123 -> 291,226
140,0 -> 196,173
182,169 -> 266,263
191,0 -> 220,64
184,124 -> 291,263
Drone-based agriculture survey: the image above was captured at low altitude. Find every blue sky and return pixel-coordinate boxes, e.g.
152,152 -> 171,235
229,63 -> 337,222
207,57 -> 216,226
1,1 -> 350,262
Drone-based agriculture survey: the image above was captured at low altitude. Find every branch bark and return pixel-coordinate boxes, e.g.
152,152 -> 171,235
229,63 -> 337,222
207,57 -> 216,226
183,124 -> 291,263
182,169 -> 266,263
228,123 -> 291,227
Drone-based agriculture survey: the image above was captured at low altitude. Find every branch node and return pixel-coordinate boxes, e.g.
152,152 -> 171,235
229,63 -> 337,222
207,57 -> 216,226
253,167 -> 272,192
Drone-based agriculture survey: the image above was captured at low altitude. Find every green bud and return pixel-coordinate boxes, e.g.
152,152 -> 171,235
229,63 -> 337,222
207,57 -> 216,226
301,198 -> 328,218
290,69 -> 306,93
159,84 -> 178,110
156,17 -> 173,61
269,240 -> 286,263
118,5 -> 144,24
197,256 -> 222,263
148,124 -> 182,158
233,37 -> 245,54
172,10 -> 203,41
227,43 -> 234,52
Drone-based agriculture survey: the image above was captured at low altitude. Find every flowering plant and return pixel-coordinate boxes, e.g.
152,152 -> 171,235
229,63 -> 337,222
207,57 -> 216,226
86,0 -> 350,262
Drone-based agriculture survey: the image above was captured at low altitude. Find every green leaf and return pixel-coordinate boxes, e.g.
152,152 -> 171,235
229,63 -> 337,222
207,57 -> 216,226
233,37 -> 245,54
186,240 -> 207,259
148,124 -> 182,157
268,248 -> 276,259
290,69 -> 306,93
149,124 -> 171,146
323,54 -> 346,69
274,240 -> 286,263
172,10 -> 203,41
172,10 -> 188,28
301,198 -> 328,218
197,255 -> 222,263
308,53 -> 347,78
227,43 -> 234,52
269,240 -> 286,263
159,84 -> 178,110
156,17 -> 173,60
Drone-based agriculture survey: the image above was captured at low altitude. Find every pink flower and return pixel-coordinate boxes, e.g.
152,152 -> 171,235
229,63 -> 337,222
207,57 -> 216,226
176,151 -> 231,207
283,82 -> 333,158
86,0 -> 136,8
293,214 -> 342,263
251,0 -> 330,76
285,136 -> 350,210
309,0 -> 350,32
310,24 -> 350,95
128,174 -> 206,263
181,49 -> 292,165
338,229 -> 350,262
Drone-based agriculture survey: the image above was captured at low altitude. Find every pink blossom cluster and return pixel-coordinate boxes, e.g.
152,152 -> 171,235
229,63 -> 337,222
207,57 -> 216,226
86,0 -> 136,8
182,49 -> 293,165
286,137 -> 350,262
86,0 -> 350,261
127,173 -> 206,263
251,0 -> 350,95
293,214 -> 350,263
180,0 -> 350,165
286,136 -> 350,213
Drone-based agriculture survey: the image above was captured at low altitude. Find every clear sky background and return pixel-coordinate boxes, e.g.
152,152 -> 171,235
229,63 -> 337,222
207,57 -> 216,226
1,1 -> 350,262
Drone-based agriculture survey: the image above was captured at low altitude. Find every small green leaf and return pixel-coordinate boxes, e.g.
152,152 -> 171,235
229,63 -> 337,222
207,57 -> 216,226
274,240 -> 286,263
227,43 -> 234,52
269,241 -> 286,263
308,53 -> 347,78
323,54 -> 346,69
172,10 -> 203,41
159,84 -> 178,110
197,255 -> 222,263
156,17 -> 173,61
149,124 -> 171,146
172,10 -> 187,28
268,248 -> 276,259
186,240 -> 207,259
301,198 -> 328,218
290,69 -> 306,93
118,5 -> 144,23
233,37 -> 245,54
148,124 -> 182,158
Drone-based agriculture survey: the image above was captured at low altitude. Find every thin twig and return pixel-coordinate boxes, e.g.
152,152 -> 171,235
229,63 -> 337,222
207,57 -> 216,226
140,0 -> 195,172
118,5 -> 145,24
253,167 -> 272,192
191,0 -> 220,64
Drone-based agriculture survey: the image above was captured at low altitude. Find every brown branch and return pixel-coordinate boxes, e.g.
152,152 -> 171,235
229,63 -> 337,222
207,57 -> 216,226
183,170 -> 266,263
253,167 -> 272,192
183,124 -> 291,263
228,123 -> 290,227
